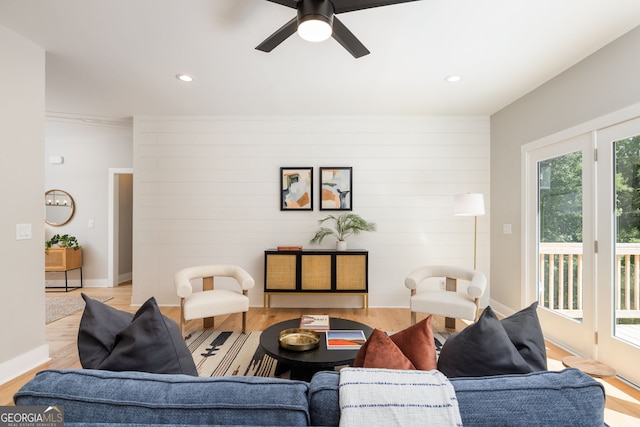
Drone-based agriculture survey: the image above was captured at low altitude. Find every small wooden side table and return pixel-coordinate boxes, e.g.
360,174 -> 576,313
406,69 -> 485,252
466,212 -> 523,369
45,246 -> 83,292
562,356 -> 616,378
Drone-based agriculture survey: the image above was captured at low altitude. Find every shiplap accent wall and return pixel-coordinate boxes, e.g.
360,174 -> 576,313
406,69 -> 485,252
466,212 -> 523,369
132,116 -> 490,308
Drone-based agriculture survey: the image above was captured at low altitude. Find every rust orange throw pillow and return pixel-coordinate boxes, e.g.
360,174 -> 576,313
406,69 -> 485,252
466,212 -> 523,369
354,315 -> 437,370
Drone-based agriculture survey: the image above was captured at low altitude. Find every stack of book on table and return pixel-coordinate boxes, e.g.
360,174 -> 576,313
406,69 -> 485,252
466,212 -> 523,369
299,315 -> 366,350
299,314 -> 330,331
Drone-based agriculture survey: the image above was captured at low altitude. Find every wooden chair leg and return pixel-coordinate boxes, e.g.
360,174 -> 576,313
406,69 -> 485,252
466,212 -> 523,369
410,290 -> 416,325
444,276 -> 458,329
180,312 -> 184,338
242,311 -> 247,334
203,317 -> 214,329
445,317 -> 456,329
202,276 -> 215,329
180,298 -> 188,340
242,290 -> 248,334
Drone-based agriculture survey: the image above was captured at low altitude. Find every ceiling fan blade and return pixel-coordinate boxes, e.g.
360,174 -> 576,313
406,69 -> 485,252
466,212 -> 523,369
256,17 -> 298,52
333,0 -> 421,14
264,0 -> 299,8
332,17 -> 369,58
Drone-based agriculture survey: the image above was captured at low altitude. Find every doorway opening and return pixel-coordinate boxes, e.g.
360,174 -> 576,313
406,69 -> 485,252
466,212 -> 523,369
108,168 -> 133,287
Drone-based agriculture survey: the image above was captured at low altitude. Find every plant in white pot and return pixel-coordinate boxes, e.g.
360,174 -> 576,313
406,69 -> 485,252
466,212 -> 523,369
310,213 -> 376,251
45,233 -> 79,250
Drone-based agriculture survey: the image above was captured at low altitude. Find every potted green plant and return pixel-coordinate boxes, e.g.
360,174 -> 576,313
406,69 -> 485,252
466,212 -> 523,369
45,234 -> 79,250
310,213 -> 376,251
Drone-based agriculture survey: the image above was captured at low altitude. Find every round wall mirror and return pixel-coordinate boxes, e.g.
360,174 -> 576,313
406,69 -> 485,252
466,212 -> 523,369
45,189 -> 75,226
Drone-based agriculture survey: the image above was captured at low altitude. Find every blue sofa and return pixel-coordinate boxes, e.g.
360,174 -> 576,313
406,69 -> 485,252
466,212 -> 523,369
15,368 -> 605,426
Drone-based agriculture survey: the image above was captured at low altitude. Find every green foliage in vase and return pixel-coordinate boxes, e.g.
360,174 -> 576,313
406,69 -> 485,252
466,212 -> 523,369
310,213 -> 376,244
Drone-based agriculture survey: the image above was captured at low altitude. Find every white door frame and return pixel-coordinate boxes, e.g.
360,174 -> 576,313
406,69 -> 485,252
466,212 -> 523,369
108,168 -> 133,287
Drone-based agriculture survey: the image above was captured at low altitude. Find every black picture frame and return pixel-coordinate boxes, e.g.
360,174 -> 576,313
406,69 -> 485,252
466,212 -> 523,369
280,167 -> 313,210
319,167 -> 352,211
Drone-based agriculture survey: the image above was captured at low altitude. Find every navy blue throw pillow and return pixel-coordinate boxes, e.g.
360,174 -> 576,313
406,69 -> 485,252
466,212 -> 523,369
437,306 -> 532,377
78,294 -> 197,376
501,301 -> 547,371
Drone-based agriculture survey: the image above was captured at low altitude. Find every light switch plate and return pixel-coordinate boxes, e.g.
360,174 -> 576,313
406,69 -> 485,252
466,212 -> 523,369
16,223 -> 32,240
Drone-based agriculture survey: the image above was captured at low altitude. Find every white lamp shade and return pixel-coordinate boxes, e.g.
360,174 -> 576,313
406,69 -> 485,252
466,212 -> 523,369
298,19 -> 332,42
453,193 -> 485,216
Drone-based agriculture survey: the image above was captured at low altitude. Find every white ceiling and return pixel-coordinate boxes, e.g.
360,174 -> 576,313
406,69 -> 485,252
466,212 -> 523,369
1,0 -> 639,119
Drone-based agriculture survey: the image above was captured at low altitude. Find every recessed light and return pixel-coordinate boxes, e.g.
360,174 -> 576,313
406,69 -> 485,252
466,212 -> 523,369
175,74 -> 194,83
445,75 -> 462,83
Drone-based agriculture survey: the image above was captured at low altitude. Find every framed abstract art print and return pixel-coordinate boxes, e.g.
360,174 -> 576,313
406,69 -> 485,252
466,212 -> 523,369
280,167 -> 313,210
319,167 -> 352,211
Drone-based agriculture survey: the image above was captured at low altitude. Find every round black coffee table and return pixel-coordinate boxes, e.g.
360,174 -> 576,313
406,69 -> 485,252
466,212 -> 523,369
260,318 -> 373,381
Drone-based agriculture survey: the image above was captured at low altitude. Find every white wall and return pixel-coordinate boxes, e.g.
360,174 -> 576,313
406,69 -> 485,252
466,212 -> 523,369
0,25 -> 47,383
45,118 -> 133,286
490,25 -> 640,313
132,116 -> 490,308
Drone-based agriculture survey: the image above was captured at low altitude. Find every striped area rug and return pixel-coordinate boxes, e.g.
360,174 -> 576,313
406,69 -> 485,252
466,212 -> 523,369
187,331 -> 280,377
186,330 -> 451,378
433,331 -> 451,354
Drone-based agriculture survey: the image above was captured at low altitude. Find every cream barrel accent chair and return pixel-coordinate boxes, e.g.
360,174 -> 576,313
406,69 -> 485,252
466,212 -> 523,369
174,265 -> 255,338
405,265 -> 487,329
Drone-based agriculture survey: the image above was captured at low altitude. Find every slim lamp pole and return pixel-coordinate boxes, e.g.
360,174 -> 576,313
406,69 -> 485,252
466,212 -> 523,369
473,214 -> 478,270
454,193 -> 485,270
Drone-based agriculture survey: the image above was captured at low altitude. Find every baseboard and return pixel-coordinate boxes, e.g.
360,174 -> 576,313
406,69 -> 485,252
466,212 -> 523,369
0,344 -> 50,386
255,293 -> 408,309
45,278 -> 110,288
118,272 -> 132,284
80,280 -> 110,287
488,299 -> 517,318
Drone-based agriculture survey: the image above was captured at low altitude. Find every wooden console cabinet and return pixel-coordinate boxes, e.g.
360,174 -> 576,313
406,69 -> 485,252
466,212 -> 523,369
45,246 -> 83,292
264,249 -> 368,313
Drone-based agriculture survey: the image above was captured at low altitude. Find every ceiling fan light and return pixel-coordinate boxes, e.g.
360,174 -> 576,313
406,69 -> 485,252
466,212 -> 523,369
298,17 -> 332,42
297,0 -> 334,42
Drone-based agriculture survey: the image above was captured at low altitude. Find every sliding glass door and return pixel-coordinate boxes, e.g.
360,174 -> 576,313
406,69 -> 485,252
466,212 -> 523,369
596,118 -> 640,384
525,134 -> 596,357
525,118 -> 640,386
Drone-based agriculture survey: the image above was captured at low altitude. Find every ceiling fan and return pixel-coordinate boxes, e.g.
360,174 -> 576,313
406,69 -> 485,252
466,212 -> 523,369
256,0 -> 421,58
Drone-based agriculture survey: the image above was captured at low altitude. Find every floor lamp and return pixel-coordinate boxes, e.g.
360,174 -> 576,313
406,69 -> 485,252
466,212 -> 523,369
454,193 -> 485,270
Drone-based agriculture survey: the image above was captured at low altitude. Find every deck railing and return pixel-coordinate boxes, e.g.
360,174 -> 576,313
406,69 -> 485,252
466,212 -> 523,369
539,242 -> 640,320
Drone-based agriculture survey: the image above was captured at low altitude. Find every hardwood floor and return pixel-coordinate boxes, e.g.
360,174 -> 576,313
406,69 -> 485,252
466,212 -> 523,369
2,284 -> 639,426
